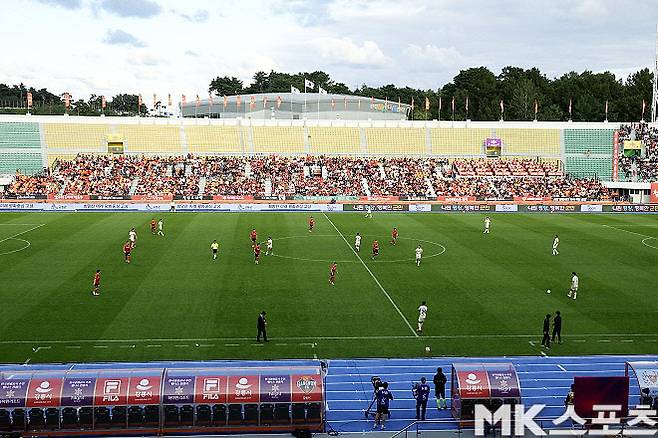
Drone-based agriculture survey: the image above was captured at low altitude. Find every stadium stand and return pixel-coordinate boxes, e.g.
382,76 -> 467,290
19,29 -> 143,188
564,129 -> 614,154
44,123 -> 110,151
308,127 -> 361,154
430,128 -> 490,155
185,125 -> 243,153
364,127 -> 426,155
565,156 -> 612,180
252,126 -> 305,154
116,125 -> 182,153
617,123 -> 658,182
0,152 -> 43,175
496,128 -> 560,155
0,122 -> 41,149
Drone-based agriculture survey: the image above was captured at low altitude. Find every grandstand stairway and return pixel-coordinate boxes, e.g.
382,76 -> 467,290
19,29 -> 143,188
198,177 -> 207,196
264,178 -> 273,197
128,178 -> 140,196
425,177 -> 437,197
361,178 -> 371,196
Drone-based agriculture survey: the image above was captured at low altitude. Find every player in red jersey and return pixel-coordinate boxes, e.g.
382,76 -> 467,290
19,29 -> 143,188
390,227 -> 398,245
250,229 -> 257,245
92,269 -> 101,296
329,262 -> 337,285
123,240 -> 132,264
372,240 -> 379,259
254,243 -> 261,265
308,216 -> 315,233
150,218 -> 157,235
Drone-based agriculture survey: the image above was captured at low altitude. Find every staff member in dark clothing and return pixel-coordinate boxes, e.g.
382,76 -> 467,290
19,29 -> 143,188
552,311 -> 562,344
414,377 -> 431,421
257,311 -> 268,342
541,314 -> 551,349
433,367 -> 448,410
373,382 -> 393,430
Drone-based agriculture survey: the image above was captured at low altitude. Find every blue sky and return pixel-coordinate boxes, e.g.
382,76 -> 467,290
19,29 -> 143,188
1,0 -> 656,101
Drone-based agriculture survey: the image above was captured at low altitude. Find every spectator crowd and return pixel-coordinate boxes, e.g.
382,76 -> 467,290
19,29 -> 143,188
5,154 -> 610,200
618,123 -> 658,182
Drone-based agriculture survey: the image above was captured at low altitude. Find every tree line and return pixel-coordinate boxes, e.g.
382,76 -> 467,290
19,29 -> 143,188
1,65 -> 653,121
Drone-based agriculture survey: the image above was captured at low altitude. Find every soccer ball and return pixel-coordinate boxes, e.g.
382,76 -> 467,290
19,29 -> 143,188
546,289 -> 551,294
425,346 -> 431,352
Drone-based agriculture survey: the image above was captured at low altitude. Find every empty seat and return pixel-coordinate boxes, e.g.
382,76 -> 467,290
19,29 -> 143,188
0,409 -> 10,430
164,405 -> 179,426
292,403 -> 306,423
244,404 -> 258,425
196,404 -> 211,426
144,405 -> 159,426
259,403 -> 274,425
227,404 -> 242,425
110,406 -> 126,428
11,409 -> 25,431
274,403 -> 291,424
61,407 -> 78,428
180,404 -> 194,426
45,407 -> 60,429
28,408 -> 45,430
94,407 -> 110,429
128,406 -> 144,427
306,403 -> 321,423
78,407 -> 93,428
212,404 -> 227,426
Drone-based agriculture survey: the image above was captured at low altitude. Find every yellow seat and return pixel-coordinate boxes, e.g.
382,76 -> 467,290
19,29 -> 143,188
430,128 -> 490,155
497,128 -> 560,155
116,125 -> 182,153
365,128 -> 425,154
308,127 -> 360,154
186,126 -> 242,153
45,124 -> 110,151
252,126 -> 304,153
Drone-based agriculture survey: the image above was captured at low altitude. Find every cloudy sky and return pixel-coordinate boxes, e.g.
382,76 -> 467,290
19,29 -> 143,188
1,0 -> 656,101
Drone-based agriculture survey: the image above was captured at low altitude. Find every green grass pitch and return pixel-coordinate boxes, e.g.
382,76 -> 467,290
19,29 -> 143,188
1,211 -> 658,364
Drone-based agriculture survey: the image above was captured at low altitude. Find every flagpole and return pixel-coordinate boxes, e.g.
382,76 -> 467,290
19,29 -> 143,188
304,80 -> 307,118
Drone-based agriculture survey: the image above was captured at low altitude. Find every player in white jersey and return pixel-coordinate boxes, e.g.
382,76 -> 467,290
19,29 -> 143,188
567,272 -> 579,300
266,236 -> 273,255
552,235 -> 560,256
417,301 -> 428,332
355,233 -> 362,252
365,205 -> 373,218
157,219 -> 164,236
483,217 -> 491,234
210,240 -> 219,260
415,245 -> 423,267
128,228 -> 137,248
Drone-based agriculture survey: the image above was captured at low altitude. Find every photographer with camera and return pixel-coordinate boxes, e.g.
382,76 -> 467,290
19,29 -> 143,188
413,377 -> 431,421
373,381 -> 393,430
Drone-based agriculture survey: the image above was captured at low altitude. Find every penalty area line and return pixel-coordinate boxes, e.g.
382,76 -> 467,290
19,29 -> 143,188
322,212 -> 418,338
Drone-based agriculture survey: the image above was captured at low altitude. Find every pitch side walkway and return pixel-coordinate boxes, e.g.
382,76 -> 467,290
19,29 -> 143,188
2,355 -> 657,433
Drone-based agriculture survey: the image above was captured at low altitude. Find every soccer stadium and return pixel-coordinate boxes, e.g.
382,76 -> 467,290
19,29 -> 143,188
1,1 -> 658,437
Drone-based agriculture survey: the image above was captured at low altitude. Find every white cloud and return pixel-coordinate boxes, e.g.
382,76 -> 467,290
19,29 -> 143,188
99,0 -> 161,18
570,0 -> 609,21
326,0 -> 426,22
102,29 -> 146,48
404,44 -> 466,67
311,38 -> 390,67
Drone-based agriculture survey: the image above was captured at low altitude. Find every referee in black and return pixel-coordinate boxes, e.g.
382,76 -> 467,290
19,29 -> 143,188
257,311 -> 268,342
552,311 -> 562,344
541,314 -> 551,349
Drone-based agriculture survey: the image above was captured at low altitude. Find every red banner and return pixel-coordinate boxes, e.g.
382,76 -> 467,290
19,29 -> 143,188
212,195 -> 254,201
651,183 -> 658,204
47,194 -> 90,200
128,376 -> 161,405
227,375 -> 259,403
131,195 -> 174,201
94,377 -> 129,406
513,196 -> 552,202
613,131 -> 619,181
456,370 -> 490,398
26,378 -> 63,407
358,196 -> 399,201
437,196 -> 476,202
291,374 -> 323,402
26,92 -> 33,108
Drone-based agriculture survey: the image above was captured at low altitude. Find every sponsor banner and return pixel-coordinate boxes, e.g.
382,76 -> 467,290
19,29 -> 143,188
47,194 -> 90,201
0,379 -> 29,408
173,195 -> 211,201
27,378 -> 63,407
487,371 -> 520,398
0,202 -> 41,210
521,204 -> 578,213
400,196 -> 433,201
128,376 -> 161,405
227,375 -> 259,403
194,376 -> 227,404
79,203 -> 136,210
176,203 -> 231,211
613,131 -> 619,181
496,204 -> 518,212
432,204 -> 492,212
61,377 -> 96,407
651,182 -> 658,203
212,195 -> 253,201
605,204 -> 658,213
46,203 -> 77,211
436,196 -> 476,202
255,195 -> 292,201
631,366 -> 658,396
291,374 -> 323,403
580,204 -> 603,213
513,196 -> 552,202
410,204 -> 431,212
456,371 -> 490,399
485,137 -> 502,147
94,377 -> 129,406
345,204 -> 409,212
553,197 -> 587,202
358,196 -> 400,202
260,375 -> 291,403
4,194 -> 47,200
90,195 -> 131,201
163,376 -> 195,404
294,195 -> 357,201
477,197 -> 514,202
132,195 -> 174,201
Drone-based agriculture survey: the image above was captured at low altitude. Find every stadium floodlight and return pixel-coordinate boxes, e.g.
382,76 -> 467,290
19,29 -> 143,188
652,17 -> 658,123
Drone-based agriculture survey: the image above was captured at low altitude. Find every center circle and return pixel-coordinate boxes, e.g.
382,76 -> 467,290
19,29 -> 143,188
269,235 -> 446,263
0,238 -> 31,256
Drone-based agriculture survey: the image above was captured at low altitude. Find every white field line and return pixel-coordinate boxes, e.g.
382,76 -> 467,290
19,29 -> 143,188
322,213 -> 418,337
0,223 -> 45,245
602,224 -> 658,249
3,333 -> 656,346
